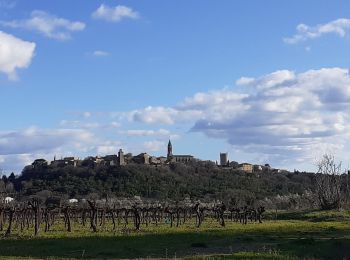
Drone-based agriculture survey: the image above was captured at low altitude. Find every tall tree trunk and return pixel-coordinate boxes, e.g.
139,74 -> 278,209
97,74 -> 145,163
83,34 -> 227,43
87,200 -> 97,232
5,208 -> 14,236
0,208 -> 3,231
63,207 -> 71,232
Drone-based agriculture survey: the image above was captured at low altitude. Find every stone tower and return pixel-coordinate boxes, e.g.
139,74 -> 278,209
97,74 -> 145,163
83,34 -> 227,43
118,149 -> 125,165
167,140 -> 173,159
220,153 -> 228,166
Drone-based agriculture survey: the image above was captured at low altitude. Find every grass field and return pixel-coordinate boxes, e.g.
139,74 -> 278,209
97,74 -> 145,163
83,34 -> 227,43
0,210 -> 350,259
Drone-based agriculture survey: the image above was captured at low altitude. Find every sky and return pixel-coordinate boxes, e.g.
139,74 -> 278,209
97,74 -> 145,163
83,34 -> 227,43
1,0 -> 350,174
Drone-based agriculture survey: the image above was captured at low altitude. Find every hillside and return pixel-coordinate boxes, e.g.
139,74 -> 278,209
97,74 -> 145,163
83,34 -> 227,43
1,161 -> 316,204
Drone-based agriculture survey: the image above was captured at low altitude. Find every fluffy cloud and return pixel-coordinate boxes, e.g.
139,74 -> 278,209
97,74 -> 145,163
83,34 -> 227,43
92,4 -> 139,22
0,154 -> 34,174
0,127 -> 94,155
130,106 -> 180,125
0,31 -> 35,80
60,120 -> 100,129
121,129 -> 171,137
129,67 -> 350,165
0,126 -> 125,172
236,70 -> 295,90
196,68 -> 350,162
59,120 -> 120,129
284,18 -> 350,44
95,140 -> 123,155
1,10 -> 85,40
143,140 -> 165,153
129,90 -> 248,125
0,123 -> 140,173
0,127 -> 97,173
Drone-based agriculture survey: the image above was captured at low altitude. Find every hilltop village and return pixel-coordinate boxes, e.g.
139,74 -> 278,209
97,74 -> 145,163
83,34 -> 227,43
31,140 -> 282,174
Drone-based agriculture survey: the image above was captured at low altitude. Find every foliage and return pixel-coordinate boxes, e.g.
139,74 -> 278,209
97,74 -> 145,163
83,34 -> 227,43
7,162 -> 317,204
315,154 -> 342,210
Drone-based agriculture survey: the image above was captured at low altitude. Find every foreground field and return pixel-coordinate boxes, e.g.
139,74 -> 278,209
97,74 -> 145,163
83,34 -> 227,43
0,210 -> 350,259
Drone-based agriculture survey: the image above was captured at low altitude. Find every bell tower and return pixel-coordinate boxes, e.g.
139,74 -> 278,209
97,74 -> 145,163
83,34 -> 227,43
167,140 -> 173,159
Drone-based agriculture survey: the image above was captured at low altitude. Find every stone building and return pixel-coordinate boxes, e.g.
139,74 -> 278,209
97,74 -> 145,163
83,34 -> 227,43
149,156 -> 167,165
118,149 -> 126,165
172,155 -> 194,163
220,153 -> 228,166
103,155 -> 118,166
133,153 -> 150,164
238,163 -> 253,173
64,157 -> 80,167
51,157 -> 80,167
167,140 -> 194,163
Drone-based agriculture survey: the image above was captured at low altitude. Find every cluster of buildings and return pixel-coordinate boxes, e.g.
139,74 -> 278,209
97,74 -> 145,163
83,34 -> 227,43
31,140 -> 280,173
32,140 -> 196,169
219,152 -> 283,173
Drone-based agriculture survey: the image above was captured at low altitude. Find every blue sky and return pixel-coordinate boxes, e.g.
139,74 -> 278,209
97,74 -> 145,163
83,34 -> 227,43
1,0 -> 350,173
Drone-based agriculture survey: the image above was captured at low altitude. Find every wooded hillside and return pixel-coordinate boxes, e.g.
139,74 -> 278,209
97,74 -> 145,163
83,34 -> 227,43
1,161 -> 316,204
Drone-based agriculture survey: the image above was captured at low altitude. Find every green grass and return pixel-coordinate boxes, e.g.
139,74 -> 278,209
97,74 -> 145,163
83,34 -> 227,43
0,210 -> 350,259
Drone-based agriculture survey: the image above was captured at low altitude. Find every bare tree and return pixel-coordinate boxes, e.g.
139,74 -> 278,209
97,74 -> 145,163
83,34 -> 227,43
315,154 -> 342,210
28,198 -> 42,236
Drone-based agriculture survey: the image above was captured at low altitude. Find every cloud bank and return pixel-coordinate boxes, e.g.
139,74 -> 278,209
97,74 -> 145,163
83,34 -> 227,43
0,31 -> 35,80
0,126 -> 122,173
0,127 -> 94,155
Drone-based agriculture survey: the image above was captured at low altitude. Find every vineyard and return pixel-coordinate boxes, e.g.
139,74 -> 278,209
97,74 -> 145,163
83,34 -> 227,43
0,196 -> 265,237
1,196 -> 350,259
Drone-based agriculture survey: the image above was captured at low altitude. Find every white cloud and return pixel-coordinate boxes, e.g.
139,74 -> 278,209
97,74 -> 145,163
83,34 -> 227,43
129,90 -> 248,126
143,140 -> 165,153
60,120 -> 100,129
82,112 -> 91,118
95,140 -> 122,155
0,154 -> 33,174
0,126 -> 94,155
1,10 -> 85,40
92,4 -> 139,22
284,18 -> 350,44
59,120 -> 120,129
121,129 -> 171,137
130,106 -> 179,125
236,77 -> 254,86
236,70 -> 295,89
0,127 -> 93,173
0,125 -> 126,173
92,50 -> 110,57
0,31 -> 35,80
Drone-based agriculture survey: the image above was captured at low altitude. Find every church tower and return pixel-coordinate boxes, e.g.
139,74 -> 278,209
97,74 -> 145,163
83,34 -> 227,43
167,140 -> 173,159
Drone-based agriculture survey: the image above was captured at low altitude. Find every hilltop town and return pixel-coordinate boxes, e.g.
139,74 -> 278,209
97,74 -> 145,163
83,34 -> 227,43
31,140 -> 283,174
